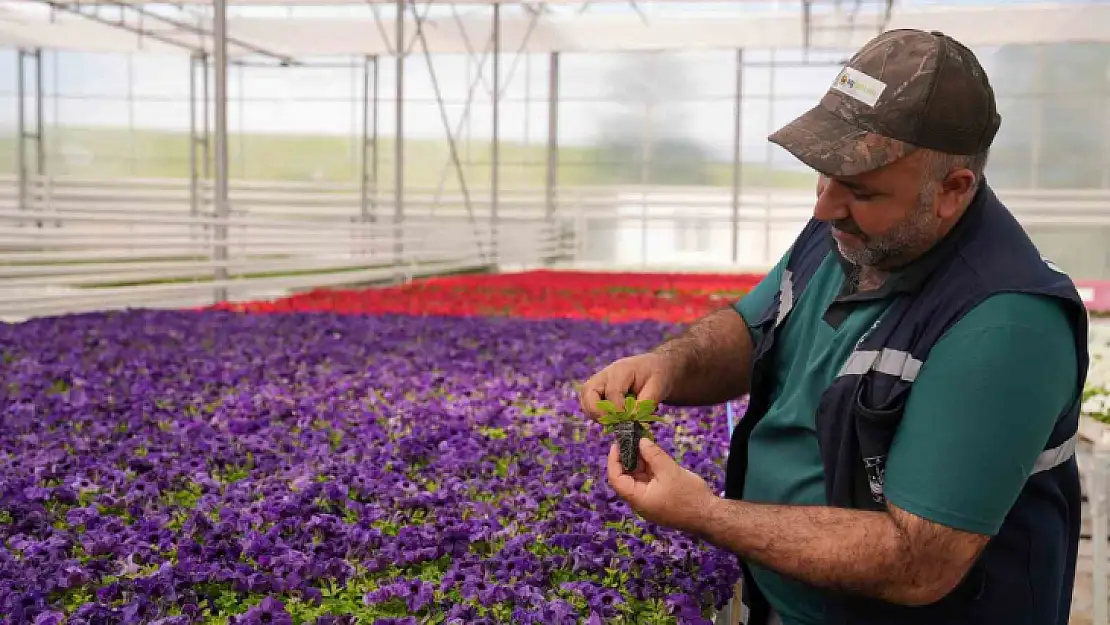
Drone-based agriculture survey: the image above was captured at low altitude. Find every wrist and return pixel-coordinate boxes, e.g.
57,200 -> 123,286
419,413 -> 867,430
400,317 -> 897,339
651,343 -> 691,383
686,489 -> 727,540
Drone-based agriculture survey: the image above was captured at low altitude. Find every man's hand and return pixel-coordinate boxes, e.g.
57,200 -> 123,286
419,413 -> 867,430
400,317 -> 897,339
578,353 -> 676,422
578,307 -> 757,422
606,438 -> 715,531
605,440 -> 989,607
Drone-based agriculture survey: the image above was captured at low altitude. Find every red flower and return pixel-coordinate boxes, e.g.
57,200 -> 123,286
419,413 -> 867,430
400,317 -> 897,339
202,270 -> 768,323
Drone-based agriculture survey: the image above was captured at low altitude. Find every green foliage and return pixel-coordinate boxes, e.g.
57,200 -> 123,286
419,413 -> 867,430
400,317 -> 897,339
1083,384 -> 1110,425
48,379 -> 72,395
597,396 -> 663,437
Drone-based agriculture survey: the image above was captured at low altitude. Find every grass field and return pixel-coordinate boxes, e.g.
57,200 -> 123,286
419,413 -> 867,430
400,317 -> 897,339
0,126 -> 814,189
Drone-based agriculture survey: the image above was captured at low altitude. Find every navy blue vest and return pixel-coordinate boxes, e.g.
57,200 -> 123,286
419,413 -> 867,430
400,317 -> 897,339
724,183 -> 1090,625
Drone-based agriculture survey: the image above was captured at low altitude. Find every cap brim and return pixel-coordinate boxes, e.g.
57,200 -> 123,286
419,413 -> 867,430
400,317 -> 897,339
768,104 -> 918,177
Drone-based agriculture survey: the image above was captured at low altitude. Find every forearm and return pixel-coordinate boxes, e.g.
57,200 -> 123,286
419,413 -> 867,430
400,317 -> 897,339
689,497 -> 980,606
651,307 -> 753,406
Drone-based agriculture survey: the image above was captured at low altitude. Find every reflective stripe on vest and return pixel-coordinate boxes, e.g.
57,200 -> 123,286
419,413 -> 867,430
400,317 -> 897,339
1033,432 -> 1077,475
775,270 -> 794,328
838,348 -> 923,382
837,348 -> 1077,477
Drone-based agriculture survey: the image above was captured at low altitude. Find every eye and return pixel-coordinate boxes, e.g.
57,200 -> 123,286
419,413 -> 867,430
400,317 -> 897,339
851,190 -> 878,201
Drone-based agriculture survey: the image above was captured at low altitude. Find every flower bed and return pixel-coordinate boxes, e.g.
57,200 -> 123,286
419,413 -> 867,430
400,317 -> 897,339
207,270 -> 765,324
0,310 -> 740,624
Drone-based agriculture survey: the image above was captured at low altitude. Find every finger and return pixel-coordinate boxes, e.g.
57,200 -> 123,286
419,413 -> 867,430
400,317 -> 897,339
580,385 -> 604,421
604,367 -> 634,407
636,373 -> 664,405
579,373 -> 607,420
607,443 -> 639,499
638,438 -> 674,474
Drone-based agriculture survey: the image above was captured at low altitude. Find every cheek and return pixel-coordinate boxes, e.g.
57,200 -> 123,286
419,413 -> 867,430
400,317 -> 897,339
849,202 -> 910,237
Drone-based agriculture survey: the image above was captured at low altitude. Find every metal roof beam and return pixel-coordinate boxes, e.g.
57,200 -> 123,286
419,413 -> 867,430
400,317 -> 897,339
33,0 -> 299,63
102,0 -> 300,63
4,3 -> 1108,56
36,0 -> 784,4
35,0 -> 204,52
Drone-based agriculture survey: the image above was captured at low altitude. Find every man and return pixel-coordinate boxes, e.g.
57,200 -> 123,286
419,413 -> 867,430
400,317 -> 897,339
578,29 -> 1090,625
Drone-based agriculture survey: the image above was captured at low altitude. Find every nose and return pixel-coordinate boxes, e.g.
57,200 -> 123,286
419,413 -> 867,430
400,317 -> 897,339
813,175 -> 849,222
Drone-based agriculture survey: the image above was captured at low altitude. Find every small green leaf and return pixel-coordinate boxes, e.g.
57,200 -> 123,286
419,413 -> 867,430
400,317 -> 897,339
633,414 -> 663,424
623,396 -> 637,415
596,399 -> 619,415
599,414 -> 622,426
634,399 -> 658,418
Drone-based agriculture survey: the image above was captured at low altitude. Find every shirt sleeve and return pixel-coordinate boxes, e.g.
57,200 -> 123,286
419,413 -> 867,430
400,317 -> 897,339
883,292 -> 1081,536
733,253 -> 789,331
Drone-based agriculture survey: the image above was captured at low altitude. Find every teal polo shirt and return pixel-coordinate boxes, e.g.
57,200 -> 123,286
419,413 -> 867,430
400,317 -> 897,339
732,248 -> 1080,625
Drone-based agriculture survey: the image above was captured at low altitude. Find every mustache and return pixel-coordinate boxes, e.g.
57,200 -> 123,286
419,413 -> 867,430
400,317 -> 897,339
832,219 -> 864,236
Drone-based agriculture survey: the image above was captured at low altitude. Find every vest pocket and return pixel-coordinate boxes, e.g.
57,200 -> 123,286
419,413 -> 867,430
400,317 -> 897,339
851,375 -> 909,506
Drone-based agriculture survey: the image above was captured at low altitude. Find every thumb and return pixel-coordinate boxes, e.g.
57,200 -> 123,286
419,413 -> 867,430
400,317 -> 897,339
638,438 -> 675,472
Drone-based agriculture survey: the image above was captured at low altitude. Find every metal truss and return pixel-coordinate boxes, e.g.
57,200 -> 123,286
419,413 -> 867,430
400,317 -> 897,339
15,49 -> 45,228
390,0 -> 569,266
15,0 -> 604,299
801,0 -> 897,62
32,0 -> 296,65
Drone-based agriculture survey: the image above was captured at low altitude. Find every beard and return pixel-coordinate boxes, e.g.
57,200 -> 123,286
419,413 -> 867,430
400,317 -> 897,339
833,182 -> 939,269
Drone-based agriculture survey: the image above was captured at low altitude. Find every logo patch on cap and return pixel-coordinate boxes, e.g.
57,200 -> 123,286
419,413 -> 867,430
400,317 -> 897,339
831,66 -> 887,108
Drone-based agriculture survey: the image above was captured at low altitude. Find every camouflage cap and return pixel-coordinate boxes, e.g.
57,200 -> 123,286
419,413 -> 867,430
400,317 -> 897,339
768,29 -> 1001,177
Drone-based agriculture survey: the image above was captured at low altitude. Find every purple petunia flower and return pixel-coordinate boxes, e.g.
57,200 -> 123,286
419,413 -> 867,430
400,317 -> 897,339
0,310 -> 741,622
236,596 -> 294,625
33,611 -> 65,625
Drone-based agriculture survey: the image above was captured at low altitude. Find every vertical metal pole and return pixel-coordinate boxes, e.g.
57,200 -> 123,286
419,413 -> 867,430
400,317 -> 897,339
802,0 -> 812,63
127,54 -> 135,175
202,54 -> 211,180
1030,45 -> 1043,188
50,51 -> 58,229
640,99 -> 653,268
238,64 -> 245,180
371,55 -> 379,219
545,52 -> 559,223
545,52 -> 559,262
491,1 -> 501,266
394,0 -> 405,265
764,50 -> 775,265
188,53 -> 200,249
16,50 -> 26,216
524,53 -> 531,147
465,56 -> 472,163
19,48 -> 44,229
213,0 -> 230,302
350,58 -> 358,184
34,49 -> 44,184
189,53 -> 199,221
199,52 -> 211,256
360,55 -> 371,223
731,48 -> 744,264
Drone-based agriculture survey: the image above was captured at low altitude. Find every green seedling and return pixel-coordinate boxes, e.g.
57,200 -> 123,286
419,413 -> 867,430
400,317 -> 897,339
597,396 -> 664,472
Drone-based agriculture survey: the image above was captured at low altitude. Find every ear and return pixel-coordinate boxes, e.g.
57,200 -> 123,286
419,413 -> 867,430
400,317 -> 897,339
816,174 -> 829,198
937,168 -> 977,219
